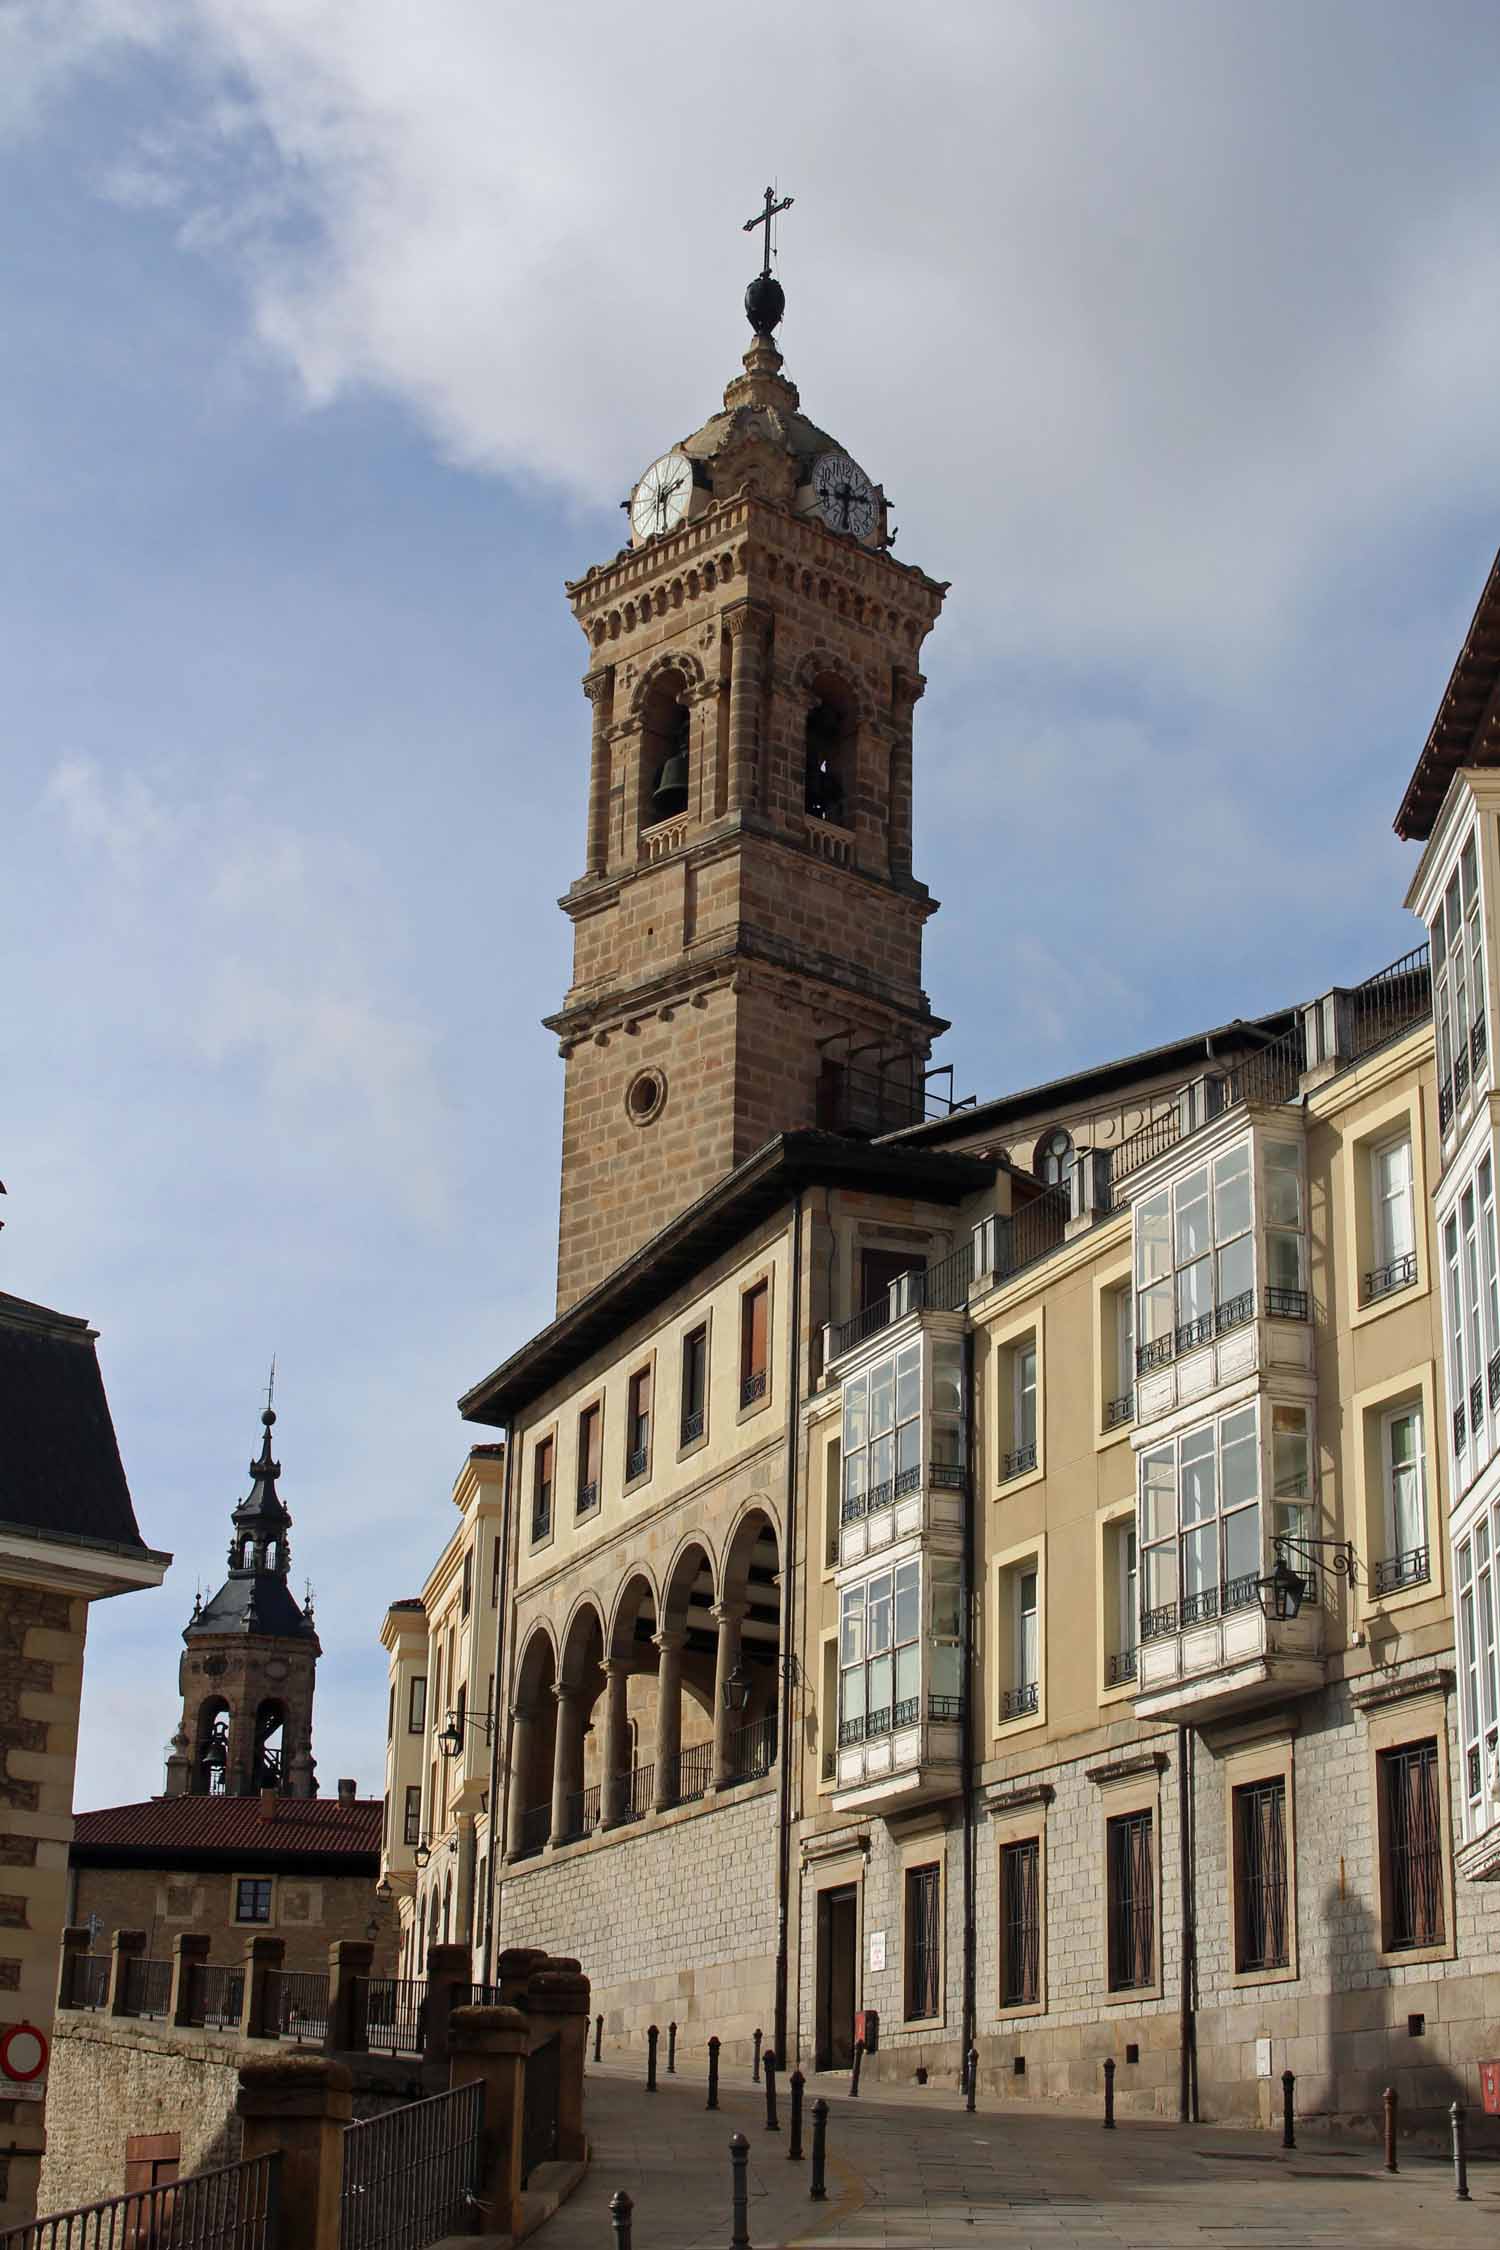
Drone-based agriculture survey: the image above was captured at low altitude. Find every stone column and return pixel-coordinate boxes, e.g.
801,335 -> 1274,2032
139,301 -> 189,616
549,1683 -> 586,1846
582,668 -> 614,875
422,1940 -> 474,2072
524,1966 -> 592,2162
653,1631 -> 685,1812
447,2005 -> 530,2239
241,1933 -> 286,2040
323,1937 -> 374,2055
599,1659 -> 631,1827
170,1931 -> 212,2028
107,1929 -> 147,2017
237,2055 -> 352,2250
56,1926 -> 89,2012
711,1602 -> 747,1788
886,669 -> 923,880
725,603 -> 771,814
507,1702 -> 536,1859
496,1947 -> 548,2012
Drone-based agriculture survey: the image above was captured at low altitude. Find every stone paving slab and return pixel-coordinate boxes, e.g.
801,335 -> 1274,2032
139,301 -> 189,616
544,2060 -> 1500,2250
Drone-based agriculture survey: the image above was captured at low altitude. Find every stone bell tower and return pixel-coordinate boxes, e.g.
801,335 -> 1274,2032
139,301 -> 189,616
164,1406 -> 321,1798
549,244 -> 950,1310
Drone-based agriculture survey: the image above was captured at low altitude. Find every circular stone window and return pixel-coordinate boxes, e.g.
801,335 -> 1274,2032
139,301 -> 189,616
625,1068 -> 667,1126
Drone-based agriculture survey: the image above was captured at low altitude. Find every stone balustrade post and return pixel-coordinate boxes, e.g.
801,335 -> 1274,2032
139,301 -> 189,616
107,1929 -> 147,2017
241,1934 -> 286,2040
324,1937 -> 375,2055
422,1941 -> 473,2071
56,1926 -> 89,2011
170,1931 -> 213,2027
496,1947 -> 548,2012
448,2004 -> 530,2240
525,1964 -> 591,2161
237,2054 -> 352,2250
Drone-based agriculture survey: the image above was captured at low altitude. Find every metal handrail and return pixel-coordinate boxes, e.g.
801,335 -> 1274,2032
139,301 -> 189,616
339,2079 -> 483,2250
3,2153 -> 280,2250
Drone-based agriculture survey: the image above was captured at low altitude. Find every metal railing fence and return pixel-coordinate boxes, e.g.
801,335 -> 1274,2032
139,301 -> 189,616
339,2081 -> 483,2250
357,1977 -> 426,2057
65,1955 -> 109,2012
0,2153 -> 279,2250
271,1969 -> 329,2044
188,1963 -> 244,2031
120,1957 -> 172,2020
723,1713 -> 777,1785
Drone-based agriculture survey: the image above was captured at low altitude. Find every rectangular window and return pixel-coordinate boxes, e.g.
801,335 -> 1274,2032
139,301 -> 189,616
1105,1285 -> 1134,1428
1382,1406 -> 1427,1579
577,1403 -> 602,1514
1433,830 -> 1489,1131
1368,1134 -> 1415,1297
1106,1810 -> 1154,1991
1139,1403 -> 1262,1634
842,1340 -> 922,1520
490,1533 -> 501,1606
1263,1141 -> 1305,1309
1233,1779 -> 1289,1972
461,1548 -> 473,1619
740,1283 -> 769,1407
1000,1568 -> 1038,1720
408,1676 -> 427,1735
680,1326 -> 707,1444
626,1369 -> 652,1480
1271,1403 -> 1312,1553
1000,1333 -> 1039,1479
1135,1138 -> 1272,1372
235,1877 -> 273,1925
532,1436 -> 554,1540
1381,1740 -> 1444,1951
403,1784 -> 421,1847
1106,1521 -> 1138,1686
386,1684 -> 395,1743
904,1862 -> 941,2019
1000,1839 -> 1040,2008
839,1558 -> 921,1742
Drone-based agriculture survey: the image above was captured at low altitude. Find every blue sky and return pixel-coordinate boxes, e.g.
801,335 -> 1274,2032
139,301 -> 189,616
4,0 -> 1500,1806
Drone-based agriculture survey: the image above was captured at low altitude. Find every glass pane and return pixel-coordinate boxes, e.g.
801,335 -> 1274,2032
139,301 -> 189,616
1177,1256 -> 1212,1326
1175,1168 -> 1211,1264
931,1560 -> 962,1642
1139,1277 -> 1173,1345
1214,1143 -> 1252,1241
896,1344 -> 921,1424
839,1584 -> 865,1667
844,1450 -> 867,1502
868,1573 -> 893,1654
840,1666 -> 865,1724
1183,1522 -> 1218,1596
1267,1230 -> 1303,1291
1137,1193 -> 1171,1285
1446,867 -> 1463,948
1181,1430 -> 1217,1525
1271,1404 -> 1307,1500
870,1358 -> 895,1436
1462,833 -> 1478,909
871,1433 -> 894,1491
867,1653 -> 892,1714
1223,1506 -> 1260,1581
1221,1406 -> 1260,1506
1144,1542 -> 1176,1608
897,1418 -> 921,1475
895,1641 -> 921,1702
1432,906 -> 1447,972
1217,1233 -> 1254,1305
931,1340 -> 963,1419
929,1422 -> 961,1468
842,1374 -> 868,1455
894,1560 -> 921,1644
1264,1143 -> 1303,1229
1141,1449 -> 1176,1541
929,1642 -> 960,1699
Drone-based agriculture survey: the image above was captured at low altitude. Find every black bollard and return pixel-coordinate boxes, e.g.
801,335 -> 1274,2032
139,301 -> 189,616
850,2037 -> 865,2098
667,2019 -> 677,2075
646,2023 -> 659,2093
1382,2085 -> 1398,2173
707,2032 -> 721,2111
764,2046 -> 781,2131
1450,2100 -> 1471,2201
753,2027 -> 763,2082
1103,2056 -> 1116,2130
788,2068 -> 805,2160
609,2188 -> 633,2250
810,2097 -> 829,2201
729,2131 -> 751,2250
966,2044 -> 978,2114
594,2013 -> 603,2064
1281,2069 -> 1296,2151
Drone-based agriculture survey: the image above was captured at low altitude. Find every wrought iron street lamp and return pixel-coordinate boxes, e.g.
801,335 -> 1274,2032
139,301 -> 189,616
722,1662 -> 752,1714
413,1838 -> 431,1870
437,1706 -> 496,1760
1255,1533 -> 1359,1622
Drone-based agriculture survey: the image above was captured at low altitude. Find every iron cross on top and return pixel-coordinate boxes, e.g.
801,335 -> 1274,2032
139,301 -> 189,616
743,187 -> 793,279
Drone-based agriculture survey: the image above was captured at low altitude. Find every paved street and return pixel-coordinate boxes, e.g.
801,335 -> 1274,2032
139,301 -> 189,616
542,2057 -> 1500,2248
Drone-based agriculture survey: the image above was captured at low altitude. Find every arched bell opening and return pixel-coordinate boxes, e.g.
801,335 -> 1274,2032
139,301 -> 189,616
194,1696 -> 231,1796
254,1699 -> 287,1790
804,677 -> 855,826
641,669 -> 692,825
508,1628 -> 558,1859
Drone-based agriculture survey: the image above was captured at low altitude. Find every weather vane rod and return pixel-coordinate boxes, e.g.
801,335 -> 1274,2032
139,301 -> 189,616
743,185 -> 793,280
265,1356 -> 276,1415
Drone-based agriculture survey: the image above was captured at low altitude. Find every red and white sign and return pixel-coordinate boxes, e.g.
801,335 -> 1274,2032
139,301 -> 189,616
0,2022 -> 49,2100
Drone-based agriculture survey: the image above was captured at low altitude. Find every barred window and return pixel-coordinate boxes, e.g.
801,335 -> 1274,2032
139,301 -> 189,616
1106,1809 -> 1154,1991
1000,1839 -> 1040,2008
904,1862 -> 941,2020
1233,1779 -> 1289,1972
1381,1740 -> 1444,1951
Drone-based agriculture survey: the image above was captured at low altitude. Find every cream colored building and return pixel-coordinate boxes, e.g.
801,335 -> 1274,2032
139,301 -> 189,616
380,1445 -> 504,1979
389,271 -> 1500,2128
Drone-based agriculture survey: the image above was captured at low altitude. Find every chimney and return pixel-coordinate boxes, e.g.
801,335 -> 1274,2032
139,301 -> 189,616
337,1778 -> 357,1805
258,1787 -> 277,1823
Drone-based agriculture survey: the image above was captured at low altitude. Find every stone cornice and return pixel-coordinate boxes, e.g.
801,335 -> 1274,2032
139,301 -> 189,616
1349,1664 -> 1454,1715
560,814 -> 935,925
1085,1751 -> 1170,1789
984,1782 -> 1055,1817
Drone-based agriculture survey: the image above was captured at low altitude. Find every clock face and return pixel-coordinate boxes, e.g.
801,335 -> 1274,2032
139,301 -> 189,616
630,450 -> 694,542
812,450 -> 878,542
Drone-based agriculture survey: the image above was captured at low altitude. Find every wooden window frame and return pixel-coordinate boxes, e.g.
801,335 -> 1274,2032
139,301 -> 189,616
233,1875 -> 274,1925
677,1316 -> 712,1461
624,1355 -> 656,1489
408,1675 -> 427,1735
736,1268 -> 776,1424
988,1306 -> 1045,1494
530,1429 -> 557,1549
576,1393 -> 605,1516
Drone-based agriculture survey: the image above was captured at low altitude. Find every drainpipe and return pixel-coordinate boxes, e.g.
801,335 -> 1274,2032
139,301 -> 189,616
774,1190 -> 804,2064
960,1328 -> 978,2084
1177,1721 -> 1198,2122
482,1431 -> 516,1988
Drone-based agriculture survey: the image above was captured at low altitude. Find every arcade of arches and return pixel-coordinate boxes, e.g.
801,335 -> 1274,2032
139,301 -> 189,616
508,1509 -> 781,1855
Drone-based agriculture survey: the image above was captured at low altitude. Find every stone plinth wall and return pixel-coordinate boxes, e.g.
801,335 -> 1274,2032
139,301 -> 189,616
69,1867 -> 397,1977
497,1781 -> 777,2066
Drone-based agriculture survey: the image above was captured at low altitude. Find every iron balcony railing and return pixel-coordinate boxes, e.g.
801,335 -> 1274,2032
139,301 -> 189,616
520,2035 -> 561,2186
1,2154 -> 280,2250
1455,1402 -> 1468,1457
187,1962 -> 244,2031
560,1782 -> 600,1841
1490,1348 -> 1500,1412
826,1239 -> 975,1361
1141,1571 -> 1280,1644
1106,1649 -> 1137,1686
1104,1392 -> 1133,1431
842,1462 -> 955,1522
357,1977 -> 427,2057
1468,1743 -> 1484,1798
1472,1377 -> 1486,1438
120,1956 -> 172,2020
722,1713 -> 777,1785
1441,1078 -> 1455,1133
929,1460 -> 967,1490
1001,1682 -> 1038,1720
927,1694 -> 963,1721
1136,1284 -> 1306,1380
625,1445 -> 648,1482
273,1969 -> 330,2045
1364,1251 -> 1417,1303
339,2079 -> 484,2250
626,1761 -> 655,1822
65,1954 -> 109,2012
1266,1286 -> 1309,1321
575,1478 -> 599,1516
1373,1546 -> 1431,1597
1475,1016 -> 1489,1073
1000,1443 -> 1037,1481
1457,1045 -> 1472,1102
739,1368 -> 767,1408
680,1408 -> 704,1444
1345,943 -> 1432,1063
514,1804 -> 550,1859
672,1742 -> 714,1806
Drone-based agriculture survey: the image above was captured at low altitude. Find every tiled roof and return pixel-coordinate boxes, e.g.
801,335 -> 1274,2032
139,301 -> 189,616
0,1292 -> 159,1556
74,1794 -> 382,1859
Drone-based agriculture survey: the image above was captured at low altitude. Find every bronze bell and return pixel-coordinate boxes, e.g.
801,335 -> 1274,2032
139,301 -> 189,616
652,750 -> 689,815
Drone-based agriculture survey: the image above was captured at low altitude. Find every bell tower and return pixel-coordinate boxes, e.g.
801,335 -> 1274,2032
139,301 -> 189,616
549,227 -> 949,1309
164,1405 -> 321,1798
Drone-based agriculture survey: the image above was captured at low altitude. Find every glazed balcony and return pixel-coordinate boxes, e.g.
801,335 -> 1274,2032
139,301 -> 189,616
1133,1286 -> 1313,1431
1133,1576 -> 1325,1723
831,1696 -> 965,1812
838,1459 -> 967,1567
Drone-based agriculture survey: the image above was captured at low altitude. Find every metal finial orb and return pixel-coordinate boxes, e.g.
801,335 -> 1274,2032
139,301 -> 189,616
745,273 -> 785,337
262,1407 -> 276,1427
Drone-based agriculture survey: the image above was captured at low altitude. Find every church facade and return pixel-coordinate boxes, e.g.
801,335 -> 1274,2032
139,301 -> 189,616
387,264 -> 1500,2128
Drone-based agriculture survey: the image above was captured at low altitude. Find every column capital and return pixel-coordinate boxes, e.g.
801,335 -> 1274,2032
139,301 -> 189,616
710,1600 -> 748,1627
582,666 -> 614,706
601,1655 -> 633,1680
723,599 -> 772,646
653,1628 -> 687,1656
552,1678 -> 589,1705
